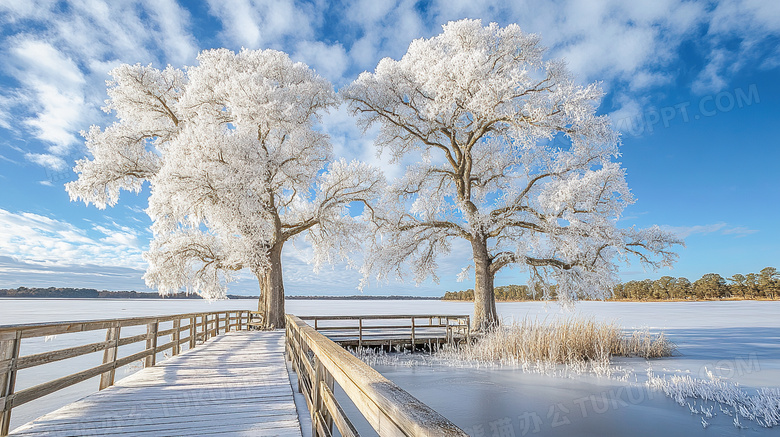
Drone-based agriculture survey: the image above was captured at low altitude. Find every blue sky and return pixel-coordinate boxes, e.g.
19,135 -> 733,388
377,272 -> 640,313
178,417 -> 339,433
0,0 -> 778,296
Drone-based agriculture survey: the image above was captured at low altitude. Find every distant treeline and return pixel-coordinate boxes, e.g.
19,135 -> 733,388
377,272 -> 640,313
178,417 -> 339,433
287,295 -> 439,300
0,287 -> 254,299
0,288 -> 441,300
442,267 -> 780,301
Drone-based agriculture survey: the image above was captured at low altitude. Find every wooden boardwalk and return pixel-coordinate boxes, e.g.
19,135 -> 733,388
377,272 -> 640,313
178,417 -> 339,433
8,331 -> 302,437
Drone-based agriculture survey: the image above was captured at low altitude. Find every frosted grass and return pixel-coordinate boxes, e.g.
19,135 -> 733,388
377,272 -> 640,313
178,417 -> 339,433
647,370 -> 780,428
353,317 -> 672,379
447,317 -> 674,364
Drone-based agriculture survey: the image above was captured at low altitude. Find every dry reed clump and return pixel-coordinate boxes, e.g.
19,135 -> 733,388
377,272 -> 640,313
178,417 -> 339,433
452,317 -> 674,367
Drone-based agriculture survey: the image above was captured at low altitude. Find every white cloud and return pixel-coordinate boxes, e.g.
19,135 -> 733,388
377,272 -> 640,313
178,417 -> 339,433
0,255 -> 152,291
24,153 -> 67,171
662,223 -> 759,239
343,0 -> 425,71
321,104 -> 406,180
7,40 -> 87,153
0,1 -> 204,172
721,226 -> 759,238
709,0 -> 780,36
0,0 -> 56,22
206,0 -> 316,49
0,154 -> 18,164
692,50 -> 730,94
0,208 -> 146,269
293,41 -> 350,84
140,0 -> 198,66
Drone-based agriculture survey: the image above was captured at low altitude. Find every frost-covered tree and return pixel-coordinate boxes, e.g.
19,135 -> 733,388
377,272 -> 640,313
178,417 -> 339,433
67,49 -> 383,328
343,20 -> 681,330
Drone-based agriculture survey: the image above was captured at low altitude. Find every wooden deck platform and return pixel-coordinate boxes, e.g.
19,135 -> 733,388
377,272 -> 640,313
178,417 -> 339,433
8,331 -> 302,437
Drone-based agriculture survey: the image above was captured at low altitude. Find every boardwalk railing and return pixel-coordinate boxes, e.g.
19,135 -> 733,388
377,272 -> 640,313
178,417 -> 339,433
286,314 -> 468,436
0,310 -> 250,436
299,314 -> 471,349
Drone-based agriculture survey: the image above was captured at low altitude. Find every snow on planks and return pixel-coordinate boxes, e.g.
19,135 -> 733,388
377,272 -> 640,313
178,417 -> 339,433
9,331 -> 302,437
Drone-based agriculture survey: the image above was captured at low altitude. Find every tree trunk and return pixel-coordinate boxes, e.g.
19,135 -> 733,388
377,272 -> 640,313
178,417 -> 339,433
257,243 -> 286,329
471,236 -> 498,331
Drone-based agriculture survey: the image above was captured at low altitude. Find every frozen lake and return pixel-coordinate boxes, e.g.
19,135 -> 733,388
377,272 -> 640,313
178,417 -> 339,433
1,298 -> 779,435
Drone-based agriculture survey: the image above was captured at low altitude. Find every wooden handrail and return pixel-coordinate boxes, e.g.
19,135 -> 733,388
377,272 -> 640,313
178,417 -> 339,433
300,314 -> 471,350
0,310 -> 250,436
298,314 -> 470,320
286,314 -> 468,436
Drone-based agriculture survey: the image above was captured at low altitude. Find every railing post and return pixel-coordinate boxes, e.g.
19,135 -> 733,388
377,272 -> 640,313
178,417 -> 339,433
172,319 -> 181,356
284,323 -> 290,360
358,317 -> 363,349
99,324 -> 121,390
145,321 -> 159,368
0,330 -> 22,436
201,314 -> 207,342
295,330 -> 304,394
189,316 -> 197,349
410,317 -> 415,352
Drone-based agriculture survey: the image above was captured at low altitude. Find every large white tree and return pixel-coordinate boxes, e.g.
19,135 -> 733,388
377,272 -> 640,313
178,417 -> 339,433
67,48 -> 383,328
343,20 -> 681,331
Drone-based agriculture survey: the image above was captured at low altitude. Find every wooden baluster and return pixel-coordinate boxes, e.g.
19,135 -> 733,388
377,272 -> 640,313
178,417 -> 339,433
294,330 -> 302,393
319,369 -> 335,436
410,317 -> 415,352
358,317 -> 363,349
201,314 -> 207,342
311,357 -> 326,437
99,324 -> 121,390
189,316 -> 196,349
0,330 -> 21,436
171,319 -> 181,356
145,321 -> 159,368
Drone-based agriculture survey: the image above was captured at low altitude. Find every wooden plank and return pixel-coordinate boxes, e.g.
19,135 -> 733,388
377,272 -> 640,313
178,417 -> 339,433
8,331 -> 301,437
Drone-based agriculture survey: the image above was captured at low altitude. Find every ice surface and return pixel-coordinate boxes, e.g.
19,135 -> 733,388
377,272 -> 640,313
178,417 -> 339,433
2,299 -> 779,435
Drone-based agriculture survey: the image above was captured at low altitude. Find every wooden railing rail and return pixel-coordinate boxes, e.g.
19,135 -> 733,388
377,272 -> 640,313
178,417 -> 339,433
298,314 -> 471,349
286,314 -> 468,437
0,310 -> 251,436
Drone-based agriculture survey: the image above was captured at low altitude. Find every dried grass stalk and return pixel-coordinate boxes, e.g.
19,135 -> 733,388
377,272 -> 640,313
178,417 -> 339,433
453,317 -> 674,366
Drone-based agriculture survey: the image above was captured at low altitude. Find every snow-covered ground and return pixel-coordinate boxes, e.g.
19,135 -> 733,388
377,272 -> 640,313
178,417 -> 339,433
2,299 -> 779,435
